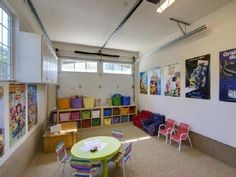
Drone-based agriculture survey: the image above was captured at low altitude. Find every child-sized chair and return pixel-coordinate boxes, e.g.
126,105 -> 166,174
158,119 -> 176,143
112,129 -> 124,142
70,158 -> 101,177
169,122 -> 193,151
110,142 -> 133,177
55,141 -> 71,174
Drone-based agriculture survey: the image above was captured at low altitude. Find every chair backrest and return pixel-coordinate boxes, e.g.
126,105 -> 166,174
178,123 -> 190,139
70,158 -> 92,175
140,110 -> 152,118
122,142 -> 132,164
112,129 -> 124,141
55,141 -> 67,162
152,113 -> 165,124
166,119 -> 176,129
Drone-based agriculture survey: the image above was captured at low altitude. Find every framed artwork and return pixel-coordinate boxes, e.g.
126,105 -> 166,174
28,84 -> 38,131
219,48 -> 236,102
185,54 -> 210,99
9,84 -> 26,147
140,71 -> 148,94
164,63 -> 180,97
149,67 -> 161,95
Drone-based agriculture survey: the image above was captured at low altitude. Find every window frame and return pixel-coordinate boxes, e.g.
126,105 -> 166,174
0,3 -> 12,80
102,62 -> 133,75
60,58 -> 98,73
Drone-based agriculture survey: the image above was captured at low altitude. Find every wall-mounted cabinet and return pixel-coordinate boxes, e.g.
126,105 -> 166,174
16,31 -> 58,84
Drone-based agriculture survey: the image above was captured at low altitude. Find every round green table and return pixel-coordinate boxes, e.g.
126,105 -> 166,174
71,136 -> 121,177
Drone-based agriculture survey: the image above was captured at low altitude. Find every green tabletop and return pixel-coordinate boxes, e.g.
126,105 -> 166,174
71,136 -> 121,177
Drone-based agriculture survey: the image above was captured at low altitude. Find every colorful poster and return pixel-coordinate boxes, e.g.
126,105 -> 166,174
185,54 -> 210,99
164,63 -> 180,97
28,85 -> 38,131
140,71 -> 148,94
9,84 -> 26,147
219,48 -> 236,102
149,67 -> 161,95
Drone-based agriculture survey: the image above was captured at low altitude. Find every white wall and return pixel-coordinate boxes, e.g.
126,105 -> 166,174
54,41 -> 138,105
138,1 -> 236,148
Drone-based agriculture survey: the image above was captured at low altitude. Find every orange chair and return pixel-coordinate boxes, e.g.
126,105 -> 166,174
169,123 -> 193,151
158,119 -> 176,143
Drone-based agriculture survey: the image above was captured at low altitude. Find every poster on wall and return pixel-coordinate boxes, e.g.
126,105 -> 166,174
28,84 -> 38,131
140,71 -> 148,94
164,63 -> 180,97
219,48 -> 236,102
149,67 -> 161,95
185,54 -> 210,99
9,84 -> 26,147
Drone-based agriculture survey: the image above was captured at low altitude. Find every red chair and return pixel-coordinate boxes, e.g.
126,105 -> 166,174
158,119 -> 176,143
133,110 -> 152,128
169,123 -> 193,151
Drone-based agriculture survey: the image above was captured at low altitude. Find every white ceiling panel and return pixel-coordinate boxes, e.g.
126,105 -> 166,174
32,0 -> 234,51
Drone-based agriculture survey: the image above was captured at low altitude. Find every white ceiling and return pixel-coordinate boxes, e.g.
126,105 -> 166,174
32,0 -> 233,52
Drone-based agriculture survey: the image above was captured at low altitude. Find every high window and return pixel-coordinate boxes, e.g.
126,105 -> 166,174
103,62 -> 132,74
61,59 -> 97,73
0,7 -> 11,80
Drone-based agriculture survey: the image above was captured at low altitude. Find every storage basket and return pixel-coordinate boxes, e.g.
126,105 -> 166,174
57,98 -> 70,109
112,116 -> 120,124
121,96 -> 131,105
82,120 -> 91,128
129,106 -> 136,114
92,118 -> 101,126
71,111 -> 80,120
113,108 -> 120,115
71,97 -> 83,108
59,112 -> 70,122
83,97 -> 95,108
121,116 -> 129,123
104,118 -> 112,126
104,108 -> 112,117
82,110 -> 91,119
91,110 -> 100,118
129,115 -> 135,122
121,107 -> 129,115
112,94 -> 121,106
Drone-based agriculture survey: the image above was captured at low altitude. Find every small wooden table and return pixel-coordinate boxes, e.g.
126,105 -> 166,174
43,124 -> 77,153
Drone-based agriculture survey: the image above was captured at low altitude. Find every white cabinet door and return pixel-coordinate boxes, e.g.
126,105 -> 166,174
17,32 -> 42,83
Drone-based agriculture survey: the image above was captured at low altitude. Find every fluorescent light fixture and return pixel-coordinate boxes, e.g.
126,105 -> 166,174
157,0 -> 175,13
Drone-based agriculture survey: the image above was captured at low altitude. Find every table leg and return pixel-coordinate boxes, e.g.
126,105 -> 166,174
102,159 -> 108,177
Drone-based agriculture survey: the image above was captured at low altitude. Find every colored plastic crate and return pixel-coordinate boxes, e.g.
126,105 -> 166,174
71,97 -> 83,108
121,96 -> 131,105
121,116 -> 129,123
71,111 -> 80,120
129,115 -> 135,122
82,110 -> 91,119
92,118 -> 101,126
57,98 -> 70,109
104,108 -> 112,117
112,94 -> 121,106
104,118 -> 112,126
82,120 -> 91,128
121,107 -> 129,115
59,112 -> 70,122
113,108 -> 120,115
83,97 -> 95,108
112,116 -> 120,124
91,110 -> 100,118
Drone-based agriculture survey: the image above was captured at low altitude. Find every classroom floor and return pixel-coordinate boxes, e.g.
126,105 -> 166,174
21,124 -> 236,177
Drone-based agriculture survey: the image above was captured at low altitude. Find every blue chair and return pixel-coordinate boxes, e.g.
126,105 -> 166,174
141,113 -> 165,136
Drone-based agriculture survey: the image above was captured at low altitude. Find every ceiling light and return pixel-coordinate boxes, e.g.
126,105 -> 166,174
157,0 -> 175,13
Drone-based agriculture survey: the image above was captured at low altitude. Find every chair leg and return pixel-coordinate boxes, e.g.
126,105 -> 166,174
165,135 -> 168,144
188,136 -> 193,148
178,141 -> 181,152
122,163 -> 126,177
157,132 -> 160,139
169,137 -> 172,144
